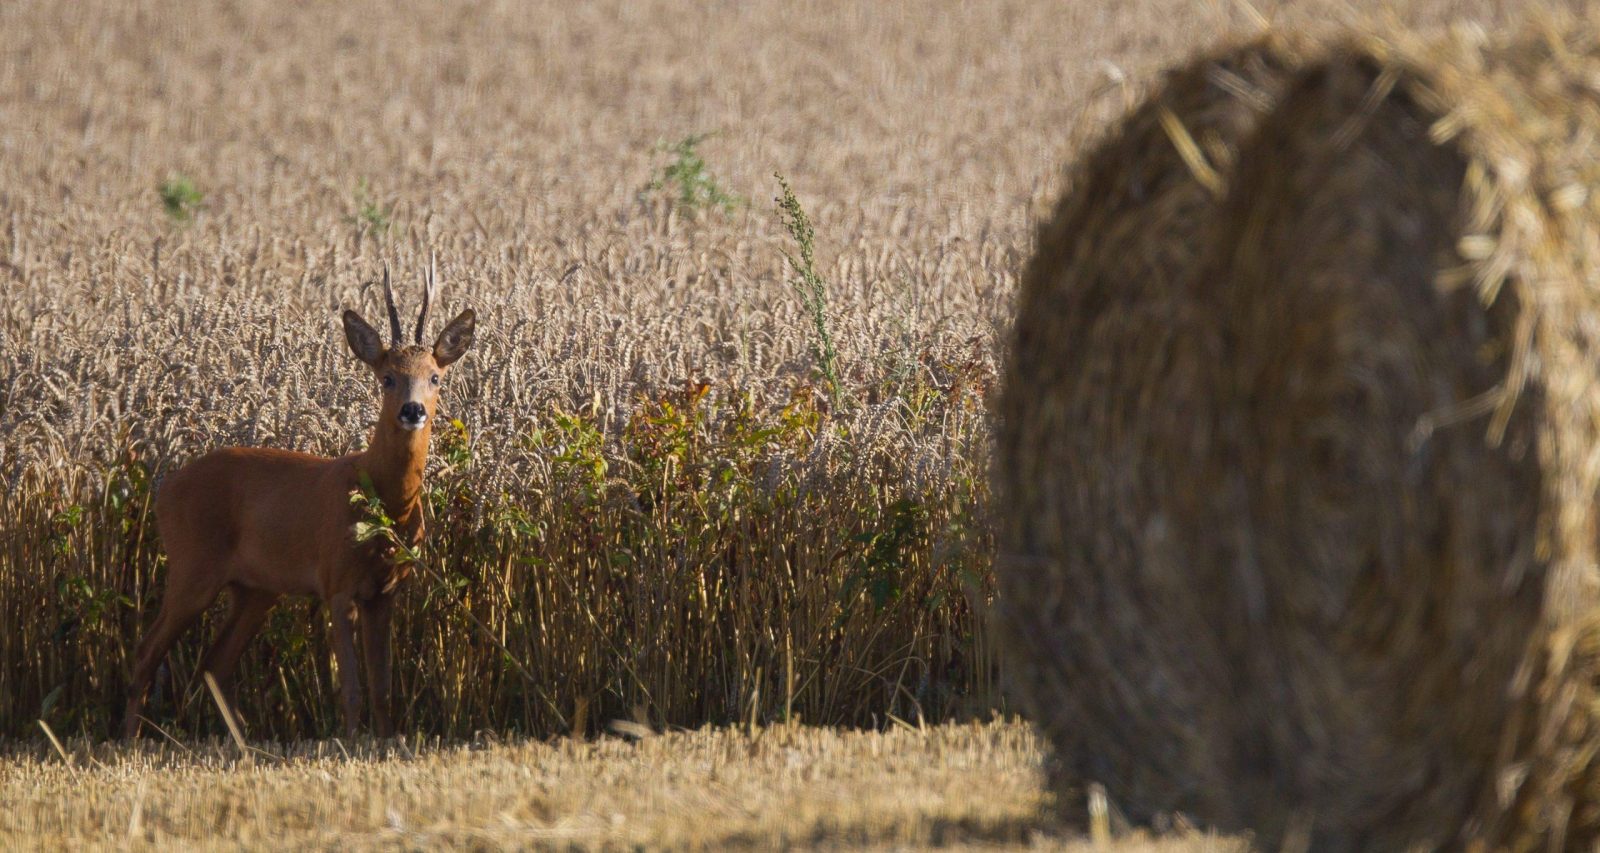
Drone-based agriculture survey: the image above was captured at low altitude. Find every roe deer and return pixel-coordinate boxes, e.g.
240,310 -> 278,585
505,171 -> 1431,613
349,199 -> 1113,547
124,261 -> 475,738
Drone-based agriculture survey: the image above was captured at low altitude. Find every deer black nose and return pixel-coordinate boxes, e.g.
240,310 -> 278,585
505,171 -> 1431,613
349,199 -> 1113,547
398,402 -> 428,428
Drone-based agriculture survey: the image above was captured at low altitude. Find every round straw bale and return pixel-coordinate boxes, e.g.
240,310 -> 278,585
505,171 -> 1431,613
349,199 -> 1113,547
997,19 -> 1600,850
993,30 -> 1300,820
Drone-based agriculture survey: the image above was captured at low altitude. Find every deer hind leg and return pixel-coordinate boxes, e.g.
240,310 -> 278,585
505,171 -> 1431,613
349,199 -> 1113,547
359,594 -> 397,738
123,581 -> 220,739
199,585 -> 279,729
328,594 -> 364,737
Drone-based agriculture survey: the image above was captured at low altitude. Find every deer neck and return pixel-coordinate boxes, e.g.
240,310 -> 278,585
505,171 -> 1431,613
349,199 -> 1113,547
361,422 -> 430,523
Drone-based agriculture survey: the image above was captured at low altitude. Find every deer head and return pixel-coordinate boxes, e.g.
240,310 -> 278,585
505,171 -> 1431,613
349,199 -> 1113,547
342,256 -> 475,435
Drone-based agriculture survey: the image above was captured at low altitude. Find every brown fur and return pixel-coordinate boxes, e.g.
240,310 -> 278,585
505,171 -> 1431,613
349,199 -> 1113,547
124,303 -> 475,738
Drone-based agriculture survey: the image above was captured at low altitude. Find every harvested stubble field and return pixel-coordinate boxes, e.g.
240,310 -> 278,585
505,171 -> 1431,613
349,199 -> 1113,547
3,0 -> 1594,848
0,721 -> 1253,851
3,722 -> 1050,850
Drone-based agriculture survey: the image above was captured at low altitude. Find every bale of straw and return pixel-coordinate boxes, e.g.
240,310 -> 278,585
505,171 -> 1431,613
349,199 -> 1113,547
993,30 -> 1301,822
997,19 -> 1600,850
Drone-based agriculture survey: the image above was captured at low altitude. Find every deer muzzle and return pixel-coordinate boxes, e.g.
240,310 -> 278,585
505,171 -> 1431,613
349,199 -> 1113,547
397,402 -> 428,431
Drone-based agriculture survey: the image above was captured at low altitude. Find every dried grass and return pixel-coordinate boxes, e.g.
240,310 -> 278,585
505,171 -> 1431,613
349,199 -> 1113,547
0,721 -> 1084,850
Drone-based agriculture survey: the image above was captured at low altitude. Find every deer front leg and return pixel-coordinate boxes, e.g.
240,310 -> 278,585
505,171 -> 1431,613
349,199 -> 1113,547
359,593 -> 396,738
329,595 -> 363,737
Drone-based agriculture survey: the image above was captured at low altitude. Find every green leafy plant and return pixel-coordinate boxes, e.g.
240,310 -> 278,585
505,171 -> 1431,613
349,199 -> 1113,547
158,175 -> 203,222
842,498 -> 926,612
534,406 -> 610,502
55,574 -> 131,635
647,133 -> 741,213
350,177 -> 393,232
437,417 -> 472,472
349,475 -> 423,570
48,504 -> 84,559
775,174 -> 841,405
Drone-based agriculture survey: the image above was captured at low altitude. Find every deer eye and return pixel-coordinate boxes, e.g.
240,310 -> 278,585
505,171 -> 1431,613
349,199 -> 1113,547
382,375 -> 395,389
430,374 -> 440,386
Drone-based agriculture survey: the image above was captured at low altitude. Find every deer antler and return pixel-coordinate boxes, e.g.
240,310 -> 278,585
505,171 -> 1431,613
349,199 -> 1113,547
415,250 -> 435,344
381,263 -> 403,347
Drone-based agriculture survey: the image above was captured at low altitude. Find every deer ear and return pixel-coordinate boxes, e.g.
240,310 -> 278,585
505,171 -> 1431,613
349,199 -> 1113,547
433,308 -> 476,367
343,310 -> 386,366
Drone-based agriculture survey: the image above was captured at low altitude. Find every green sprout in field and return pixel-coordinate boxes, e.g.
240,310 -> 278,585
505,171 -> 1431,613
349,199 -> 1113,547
647,133 -> 742,214
775,173 -> 841,406
350,177 -> 393,233
158,175 -> 203,222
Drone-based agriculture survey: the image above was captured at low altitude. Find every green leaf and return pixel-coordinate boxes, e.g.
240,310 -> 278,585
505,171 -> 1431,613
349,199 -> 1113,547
39,684 -> 64,719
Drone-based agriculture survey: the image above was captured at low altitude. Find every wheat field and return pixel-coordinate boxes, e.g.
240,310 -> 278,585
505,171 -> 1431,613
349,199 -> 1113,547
1,0 -> 1589,848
